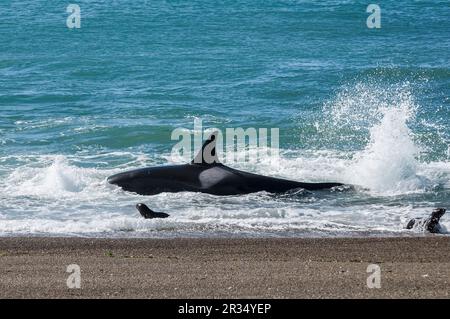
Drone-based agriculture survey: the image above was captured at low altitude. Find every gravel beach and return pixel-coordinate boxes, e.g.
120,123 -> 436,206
0,237 -> 449,299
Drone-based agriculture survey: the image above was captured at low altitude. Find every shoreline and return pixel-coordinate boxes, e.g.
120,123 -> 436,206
0,236 -> 449,298
0,230 -> 433,239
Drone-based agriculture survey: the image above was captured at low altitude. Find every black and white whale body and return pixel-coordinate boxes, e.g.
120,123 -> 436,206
107,132 -> 344,196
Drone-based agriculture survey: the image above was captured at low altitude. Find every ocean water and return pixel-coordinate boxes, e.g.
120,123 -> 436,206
0,1 -> 449,237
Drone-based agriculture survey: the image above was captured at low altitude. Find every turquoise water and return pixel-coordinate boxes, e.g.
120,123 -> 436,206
0,1 -> 449,237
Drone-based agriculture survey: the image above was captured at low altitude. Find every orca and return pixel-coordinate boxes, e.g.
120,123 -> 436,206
107,132 -> 343,196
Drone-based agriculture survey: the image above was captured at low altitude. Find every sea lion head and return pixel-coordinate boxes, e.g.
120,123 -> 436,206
431,208 -> 446,220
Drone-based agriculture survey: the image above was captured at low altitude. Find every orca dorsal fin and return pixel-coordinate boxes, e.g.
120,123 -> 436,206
191,131 -> 220,165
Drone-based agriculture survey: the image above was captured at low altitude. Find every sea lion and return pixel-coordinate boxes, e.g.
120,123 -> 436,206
406,208 -> 446,233
136,203 -> 170,219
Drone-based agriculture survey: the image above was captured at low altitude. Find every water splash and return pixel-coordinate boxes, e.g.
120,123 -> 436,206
3,155 -> 107,199
348,106 -> 427,194
321,82 -> 430,194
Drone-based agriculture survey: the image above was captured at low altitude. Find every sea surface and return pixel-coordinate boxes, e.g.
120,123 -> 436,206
0,1 -> 449,237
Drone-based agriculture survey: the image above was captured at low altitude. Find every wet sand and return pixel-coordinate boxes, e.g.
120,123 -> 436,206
0,237 -> 449,298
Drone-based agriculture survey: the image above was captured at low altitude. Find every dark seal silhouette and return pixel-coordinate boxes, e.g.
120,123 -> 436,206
108,132 -> 343,196
406,208 -> 446,233
136,203 -> 169,219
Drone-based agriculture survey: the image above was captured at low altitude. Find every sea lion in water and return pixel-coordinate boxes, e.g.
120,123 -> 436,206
136,203 -> 170,219
406,208 -> 446,233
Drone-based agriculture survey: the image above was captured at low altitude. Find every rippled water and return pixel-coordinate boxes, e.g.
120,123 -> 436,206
0,1 -> 449,237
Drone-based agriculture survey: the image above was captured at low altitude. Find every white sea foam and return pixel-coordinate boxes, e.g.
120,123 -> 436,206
344,95 -> 427,194
320,82 -> 434,195
0,149 -> 447,236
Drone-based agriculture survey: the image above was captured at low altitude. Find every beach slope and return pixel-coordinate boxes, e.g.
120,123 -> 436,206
0,237 -> 449,298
